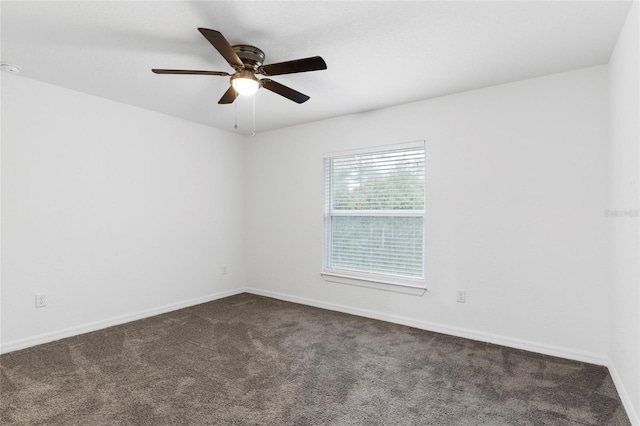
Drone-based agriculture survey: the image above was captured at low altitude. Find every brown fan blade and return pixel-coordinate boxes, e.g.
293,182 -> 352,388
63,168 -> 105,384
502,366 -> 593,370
152,69 -> 230,76
259,56 -> 327,76
198,28 -> 244,69
218,86 -> 239,104
261,79 -> 310,104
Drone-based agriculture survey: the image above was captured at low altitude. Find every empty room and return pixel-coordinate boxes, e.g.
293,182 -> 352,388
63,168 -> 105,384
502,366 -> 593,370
1,1 -> 639,425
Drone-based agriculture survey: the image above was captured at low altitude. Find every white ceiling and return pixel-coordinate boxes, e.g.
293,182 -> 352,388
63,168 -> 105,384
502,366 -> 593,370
1,1 -> 632,135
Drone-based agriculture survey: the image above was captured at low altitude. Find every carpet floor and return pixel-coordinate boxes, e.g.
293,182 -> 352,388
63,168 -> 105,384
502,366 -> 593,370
0,293 -> 631,425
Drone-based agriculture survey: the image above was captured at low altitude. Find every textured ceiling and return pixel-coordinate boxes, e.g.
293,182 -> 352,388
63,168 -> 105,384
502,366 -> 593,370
0,1 -> 632,135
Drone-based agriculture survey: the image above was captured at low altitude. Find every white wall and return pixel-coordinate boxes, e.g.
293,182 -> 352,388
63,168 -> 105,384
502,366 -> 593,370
246,66 -> 610,364
1,74 -> 246,352
609,1 -> 640,423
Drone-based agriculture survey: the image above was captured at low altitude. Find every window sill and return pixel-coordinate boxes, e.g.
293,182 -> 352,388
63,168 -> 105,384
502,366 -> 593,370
320,272 -> 427,296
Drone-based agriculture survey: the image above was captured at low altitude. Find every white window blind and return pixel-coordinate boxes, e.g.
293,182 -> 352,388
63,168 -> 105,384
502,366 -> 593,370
323,143 -> 425,287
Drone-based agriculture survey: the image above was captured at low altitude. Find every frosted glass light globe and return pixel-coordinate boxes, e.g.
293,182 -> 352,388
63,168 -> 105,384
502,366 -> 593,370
232,77 -> 259,96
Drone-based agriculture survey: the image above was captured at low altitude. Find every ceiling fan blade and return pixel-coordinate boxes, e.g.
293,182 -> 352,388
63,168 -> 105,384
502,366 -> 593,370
218,86 -> 239,104
259,56 -> 327,76
198,28 -> 244,69
261,79 -> 310,104
152,69 -> 230,76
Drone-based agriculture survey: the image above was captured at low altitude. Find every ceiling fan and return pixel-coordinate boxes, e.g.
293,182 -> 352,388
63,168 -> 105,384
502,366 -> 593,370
152,28 -> 327,104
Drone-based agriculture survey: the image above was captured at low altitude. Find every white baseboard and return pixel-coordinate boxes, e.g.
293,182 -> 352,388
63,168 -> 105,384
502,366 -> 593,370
608,360 -> 640,426
0,288 -> 244,354
245,287 -> 609,366
1,285 -> 612,366
1,286 -> 609,365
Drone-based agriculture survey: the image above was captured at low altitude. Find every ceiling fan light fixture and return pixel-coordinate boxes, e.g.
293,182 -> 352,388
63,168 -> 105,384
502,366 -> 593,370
231,72 -> 259,96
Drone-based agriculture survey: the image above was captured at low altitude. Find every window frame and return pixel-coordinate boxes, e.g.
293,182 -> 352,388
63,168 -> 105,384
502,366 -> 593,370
321,141 -> 427,295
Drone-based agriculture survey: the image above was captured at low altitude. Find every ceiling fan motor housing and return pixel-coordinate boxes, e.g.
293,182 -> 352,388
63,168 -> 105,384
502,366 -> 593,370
232,45 -> 265,70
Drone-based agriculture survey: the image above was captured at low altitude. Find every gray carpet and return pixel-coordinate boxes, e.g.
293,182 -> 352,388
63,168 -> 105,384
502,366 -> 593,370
0,293 -> 631,425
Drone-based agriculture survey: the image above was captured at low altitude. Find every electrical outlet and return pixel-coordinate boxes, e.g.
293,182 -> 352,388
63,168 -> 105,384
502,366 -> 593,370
456,290 -> 466,303
35,293 -> 47,308
222,266 -> 227,275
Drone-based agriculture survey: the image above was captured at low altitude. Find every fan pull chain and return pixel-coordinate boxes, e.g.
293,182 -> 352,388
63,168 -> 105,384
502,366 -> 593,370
234,100 -> 238,129
251,93 -> 256,137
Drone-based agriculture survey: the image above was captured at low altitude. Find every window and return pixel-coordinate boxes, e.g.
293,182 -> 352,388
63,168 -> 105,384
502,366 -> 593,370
322,142 -> 426,292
